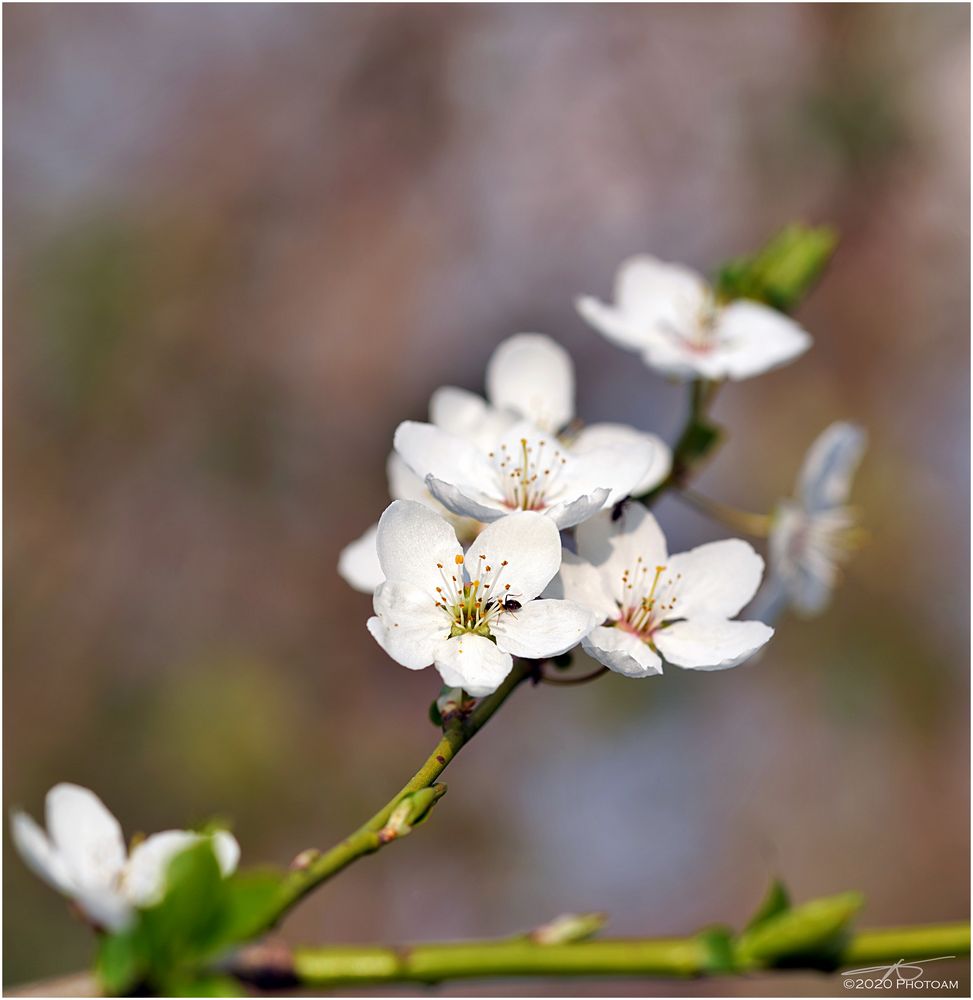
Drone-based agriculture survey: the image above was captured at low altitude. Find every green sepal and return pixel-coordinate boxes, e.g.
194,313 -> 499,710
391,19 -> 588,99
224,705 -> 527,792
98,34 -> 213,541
715,224 -> 838,313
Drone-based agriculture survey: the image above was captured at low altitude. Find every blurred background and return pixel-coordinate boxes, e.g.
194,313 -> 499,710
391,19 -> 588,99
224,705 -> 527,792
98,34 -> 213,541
4,4 -> 969,995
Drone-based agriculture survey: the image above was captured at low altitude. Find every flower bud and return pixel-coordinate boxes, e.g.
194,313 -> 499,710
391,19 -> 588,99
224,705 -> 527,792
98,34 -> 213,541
530,912 -> 607,945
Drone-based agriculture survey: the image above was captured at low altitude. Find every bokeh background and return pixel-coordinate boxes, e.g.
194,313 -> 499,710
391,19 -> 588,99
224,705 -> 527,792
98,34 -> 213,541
4,4 -> 970,995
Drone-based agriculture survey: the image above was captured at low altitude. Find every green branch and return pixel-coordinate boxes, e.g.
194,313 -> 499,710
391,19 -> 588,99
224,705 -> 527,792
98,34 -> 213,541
231,922 -> 969,989
269,660 -> 533,921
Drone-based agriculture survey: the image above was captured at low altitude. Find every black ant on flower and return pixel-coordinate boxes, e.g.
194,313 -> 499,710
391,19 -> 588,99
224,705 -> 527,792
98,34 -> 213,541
483,592 -> 523,615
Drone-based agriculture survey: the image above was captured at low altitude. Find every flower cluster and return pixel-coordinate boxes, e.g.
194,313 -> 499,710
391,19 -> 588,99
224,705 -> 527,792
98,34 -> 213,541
340,247 -> 865,696
10,235 -> 868,966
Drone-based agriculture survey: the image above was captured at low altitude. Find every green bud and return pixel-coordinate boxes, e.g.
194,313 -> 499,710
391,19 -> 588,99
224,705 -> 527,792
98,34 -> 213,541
529,912 -> 607,945
735,891 -> 864,970
379,785 -> 447,842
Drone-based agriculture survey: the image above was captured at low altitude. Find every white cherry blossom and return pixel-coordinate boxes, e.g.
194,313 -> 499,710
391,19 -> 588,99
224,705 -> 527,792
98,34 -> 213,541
548,502 -> 773,677
394,418 -> 658,530
577,255 -> 811,381
432,333 -> 670,489
765,421 -> 866,617
10,783 -> 239,931
367,501 -> 598,696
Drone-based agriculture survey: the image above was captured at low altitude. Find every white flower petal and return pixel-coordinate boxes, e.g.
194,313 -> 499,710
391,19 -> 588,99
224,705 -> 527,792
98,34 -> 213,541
713,300 -> 812,380
655,617 -> 773,670
428,387 -> 517,449
543,489 -> 611,529
797,421 -> 867,512
375,500 -> 463,593
393,422 -> 497,497
212,830 -> 241,876
493,599 -> 597,659
576,503 -> 668,605
426,476 -> 508,523
664,538 -> 765,619
45,784 -> 126,893
124,829 -> 239,909
582,624 -> 662,678
572,424 -> 671,496
486,333 -> 575,433
434,634 -> 513,697
578,256 -> 710,359
576,295 -> 650,353
783,567 -> 834,618
124,830 -> 199,907
560,437 -> 660,505
368,581 -> 451,670
464,512 -> 561,602
10,809 -> 75,895
616,255 -> 710,327
386,452 -> 435,505
429,386 -> 491,436
75,887 -> 134,932
338,523 -> 383,594
543,549 -> 618,622
639,336 -> 709,380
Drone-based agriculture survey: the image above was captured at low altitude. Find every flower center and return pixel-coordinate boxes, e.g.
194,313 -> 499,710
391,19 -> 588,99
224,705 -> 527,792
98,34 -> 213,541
785,507 -> 864,569
660,295 -> 722,354
615,558 -> 682,644
432,553 -> 518,638
489,436 -> 568,511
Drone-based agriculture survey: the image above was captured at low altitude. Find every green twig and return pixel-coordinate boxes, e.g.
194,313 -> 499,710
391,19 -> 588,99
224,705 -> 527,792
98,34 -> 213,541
270,661 -> 533,920
230,922 -> 970,989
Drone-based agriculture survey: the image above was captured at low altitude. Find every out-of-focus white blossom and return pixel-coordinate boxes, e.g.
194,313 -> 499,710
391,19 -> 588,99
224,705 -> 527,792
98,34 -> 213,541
577,255 -> 811,381
764,421 -> 866,617
11,783 -> 239,931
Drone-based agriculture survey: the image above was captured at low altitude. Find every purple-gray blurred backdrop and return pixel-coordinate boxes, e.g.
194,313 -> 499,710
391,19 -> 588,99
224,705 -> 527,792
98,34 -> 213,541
5,4 -> 970,995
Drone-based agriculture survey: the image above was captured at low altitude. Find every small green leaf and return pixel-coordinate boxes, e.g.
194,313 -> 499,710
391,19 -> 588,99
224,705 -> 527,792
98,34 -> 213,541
716,224 -> 838,312
95,842 -> 288,996
139,839 -> 227,971
745,878 -> 792,933
428,699 -> 444,726
736,891 -> 864,970
95,929 -> 146,996
217,867 -> 289,944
